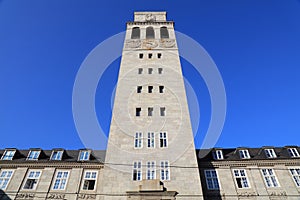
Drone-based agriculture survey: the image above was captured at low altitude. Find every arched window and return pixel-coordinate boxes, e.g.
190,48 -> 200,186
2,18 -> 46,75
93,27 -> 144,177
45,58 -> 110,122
146,27 -> 155,39
160,27 -> 169,39
131,27 -> 140,39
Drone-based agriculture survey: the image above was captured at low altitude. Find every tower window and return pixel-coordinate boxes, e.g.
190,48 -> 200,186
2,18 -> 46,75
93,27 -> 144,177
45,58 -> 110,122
131,27 -> 140,39
148,53 -> 152,59
160,107 -> 166,116
136,108 -> 141,116
159,86 -> 164,93
146,161 -> 156,180
138,68 -> 143,74
132,161 -> 142,181
146,27 -> 155,39
160,27 -> 169,39
159,132 -> 168,148
148,107 -> 153,116
148,68 -> 153,74
147,132 -> 155,148
158,68 -> 163,74
134,132 -> 143,148
158,53 -> 162,59
148,86 -> 153,93
137,86 -> 142,93
139,53 -> 143,59
160,161 -> 170,181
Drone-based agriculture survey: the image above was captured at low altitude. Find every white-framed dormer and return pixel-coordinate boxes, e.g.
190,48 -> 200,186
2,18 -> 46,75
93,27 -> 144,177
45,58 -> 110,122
1,149 -> 16,160
50,149 -> 64,161
212,149 -> 224,160
239,149 -> 250,159
78,150 -> 91,161
26,149 -> 41,160
287,148 -> 300,158
264,149 -> 277,158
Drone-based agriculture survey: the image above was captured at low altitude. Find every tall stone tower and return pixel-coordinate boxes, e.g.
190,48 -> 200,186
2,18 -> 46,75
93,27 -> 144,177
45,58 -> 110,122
102,12 -> 203,199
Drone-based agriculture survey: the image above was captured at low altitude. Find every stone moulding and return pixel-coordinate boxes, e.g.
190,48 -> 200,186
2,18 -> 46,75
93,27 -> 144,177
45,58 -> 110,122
124,39 -> 176,49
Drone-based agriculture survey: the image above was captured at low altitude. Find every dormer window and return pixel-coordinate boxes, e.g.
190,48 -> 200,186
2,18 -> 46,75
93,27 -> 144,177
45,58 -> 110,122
264,149 -> 277,158
1,149 -> 16,160
50,150 -> 63,161
212,150 -> 223,160
239,150 -> 250,159
79,150 -> 90,161
27,150 -> 40,160
288,148 -> 300,158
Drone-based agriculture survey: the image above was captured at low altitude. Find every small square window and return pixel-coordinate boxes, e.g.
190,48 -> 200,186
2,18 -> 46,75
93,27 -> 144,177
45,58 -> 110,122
79,150 -> 90,161
160,107 -> 166,116
158,53 -> 162,59
136,108 -> 141,116
51,150 -> 63,161
139,53 -> 143,59
27,150 -> 40,160
137,86 -> 142,93
1,150 -> 16,160
148,68 -> 153,74
148,107 -> 153,116
148,53 -> 152,59
158,68 -> 163,74
148,86 -> 153,93
138,68 -> 143,74
159,86 -> 164,93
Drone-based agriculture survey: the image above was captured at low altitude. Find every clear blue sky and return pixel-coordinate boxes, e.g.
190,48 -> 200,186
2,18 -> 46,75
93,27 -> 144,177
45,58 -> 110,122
0,0 -> 300,150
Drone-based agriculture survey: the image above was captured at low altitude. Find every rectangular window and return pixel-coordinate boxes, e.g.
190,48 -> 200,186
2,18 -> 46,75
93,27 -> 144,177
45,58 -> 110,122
148,53 -> 152,59
51,151 -> 63,160
289,168 -> 300,187
147,132 -> 155,148
146,161 -> 156,180
239,150 -> 250,159
139,53 -> 143,59
148,107 -> 153,116
159,86 -> 164,93
1,150 -> 16,160
52,171 -> 69,190
79,150 -> 90,161
160,107 -> 166,116
23,170 -> 42,190
134,132 -> 143,148
82,171 -> 97,190
27,150 -> 40,160
158,53 -> 162,59
136,108 -> 141,116
288,148 -> 300,158
0,170 -> 13,190
160,161 -> 170,181
158,68 -> 163,74
264,149 -> 277,158
261,169 -> 279,187
132,161 -> 142,181
212,150 -> 223,160
148,86 -> 153,93
138,68 -> 143,74
233,169 -> 250,188
137,86 -> 142,93
204,170 -> 220,190
148,68 -> 153,74
159,132 -> 168,148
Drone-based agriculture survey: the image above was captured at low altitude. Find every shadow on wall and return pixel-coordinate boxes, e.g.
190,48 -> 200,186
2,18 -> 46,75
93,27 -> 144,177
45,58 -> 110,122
0,189 -> 11,200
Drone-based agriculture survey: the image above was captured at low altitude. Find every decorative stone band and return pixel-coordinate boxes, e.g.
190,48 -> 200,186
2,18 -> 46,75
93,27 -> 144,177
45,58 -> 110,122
124,39 -> 177,49
127,21 -> 174,25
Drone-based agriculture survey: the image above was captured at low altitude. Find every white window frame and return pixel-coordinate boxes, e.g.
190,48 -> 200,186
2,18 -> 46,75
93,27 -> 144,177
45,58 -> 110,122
52,170 -> 69,190
78,150 -> 90,161
1,150 -> 16,160
27,150 -> 40,160
264,149 -> 277,158
134,132 -> 143,149
288,148 -> 300,158
0,170 -> 14,190
23,170 -> 42,190
159,132 -> 168,148
132,161 -> 142,181
160,161 -> 170,181
204,169 -> 220,190
261,168 -> 280,187
232,169 -> 250,189
50,150 -> 63,161
212,150 -> 223,160
81,171 -> 98,191
239,150 -> 250,159
289,168 -> 300,187
146,161 -> 156,180
147,132 -> 155,148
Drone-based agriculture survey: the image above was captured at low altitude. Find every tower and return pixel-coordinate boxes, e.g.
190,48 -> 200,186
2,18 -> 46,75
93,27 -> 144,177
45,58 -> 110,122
101,12 -> 203,199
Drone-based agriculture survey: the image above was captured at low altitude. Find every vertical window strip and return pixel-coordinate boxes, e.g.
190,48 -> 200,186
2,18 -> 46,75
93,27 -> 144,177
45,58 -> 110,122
134,132 -> 143,148
147,161 -> 156,180
132,161 -> 142,181
160,161 -> 170,181
147,132 -> 155,148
